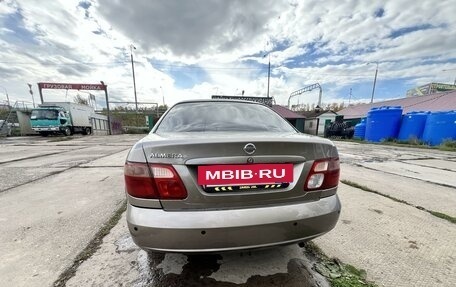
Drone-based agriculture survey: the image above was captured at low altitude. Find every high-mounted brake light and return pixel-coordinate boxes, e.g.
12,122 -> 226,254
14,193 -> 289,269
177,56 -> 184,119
124,162 -> 187,199
304,158 -> 340,191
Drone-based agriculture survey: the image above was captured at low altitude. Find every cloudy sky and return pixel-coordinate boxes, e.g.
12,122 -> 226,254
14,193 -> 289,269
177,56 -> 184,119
1,0 -> 455,109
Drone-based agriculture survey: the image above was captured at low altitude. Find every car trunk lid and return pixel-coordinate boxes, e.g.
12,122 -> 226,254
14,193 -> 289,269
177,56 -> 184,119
141,132 -> 338,210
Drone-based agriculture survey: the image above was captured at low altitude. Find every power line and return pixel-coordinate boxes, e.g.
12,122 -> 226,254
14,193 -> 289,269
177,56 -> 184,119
0,59 -> 380,78
0,60 -> 129,66
150,62 -> 264,70
0,59 -> 263,70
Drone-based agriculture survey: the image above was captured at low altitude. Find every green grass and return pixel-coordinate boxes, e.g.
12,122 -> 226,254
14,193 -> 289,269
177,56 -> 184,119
332,274 -> 376,287
428,210 -> 456,224
340,179 -> 408,204
341,180 -> 456,225
439,140 -> 456,151
304,242 -> 378,287
336,138 -> 456,152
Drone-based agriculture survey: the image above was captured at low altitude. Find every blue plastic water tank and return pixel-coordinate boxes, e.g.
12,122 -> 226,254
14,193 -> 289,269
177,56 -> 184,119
422,111 -> 456,146
353,118 -> 366,140
365,106 -> 403,142
398,111 -> 429,141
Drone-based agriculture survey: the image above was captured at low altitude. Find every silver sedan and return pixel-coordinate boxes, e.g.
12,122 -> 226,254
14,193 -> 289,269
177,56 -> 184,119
125,100 -> 341,253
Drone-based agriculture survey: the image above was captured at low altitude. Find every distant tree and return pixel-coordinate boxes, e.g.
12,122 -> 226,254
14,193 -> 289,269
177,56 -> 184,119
158,105 -> 168,112
330,102 -> 339,111
73,94 -> 88,105
338,102 -> 345,111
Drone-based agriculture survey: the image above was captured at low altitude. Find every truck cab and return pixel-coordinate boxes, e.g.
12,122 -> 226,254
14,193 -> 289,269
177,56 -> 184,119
30,106 -> 72,136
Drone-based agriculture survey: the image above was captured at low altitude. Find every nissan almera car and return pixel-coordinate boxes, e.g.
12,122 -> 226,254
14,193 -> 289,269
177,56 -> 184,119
125,100 -> 341,253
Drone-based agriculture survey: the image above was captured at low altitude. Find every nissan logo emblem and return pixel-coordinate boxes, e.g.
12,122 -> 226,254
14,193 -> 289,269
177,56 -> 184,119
244,143 -> 256,155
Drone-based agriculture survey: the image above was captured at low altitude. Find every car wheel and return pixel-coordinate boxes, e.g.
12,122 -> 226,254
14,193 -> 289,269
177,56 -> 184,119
63,127 -> 72,136
40,132 -> 49,137
84,127 -> 92,135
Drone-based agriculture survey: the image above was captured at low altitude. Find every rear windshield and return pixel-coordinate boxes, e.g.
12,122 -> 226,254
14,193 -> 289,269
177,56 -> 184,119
156,102 -> 296,133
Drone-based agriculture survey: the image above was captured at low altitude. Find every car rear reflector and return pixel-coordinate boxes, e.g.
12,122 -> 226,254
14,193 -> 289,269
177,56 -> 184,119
304,158 -> 340,191
124,162 -> 187,200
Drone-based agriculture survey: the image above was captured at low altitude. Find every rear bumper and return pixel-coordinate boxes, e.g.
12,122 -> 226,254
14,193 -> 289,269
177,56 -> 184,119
127,194 -> 341,253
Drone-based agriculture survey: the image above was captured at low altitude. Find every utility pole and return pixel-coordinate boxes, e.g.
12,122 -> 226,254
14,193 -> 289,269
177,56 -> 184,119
0,86 -> 9,107
349,88 -> 352,105
369,62 -> 379,104
130,44 -> 138,112
263,52 -> 271,99
100,81 -> 112,135
267,53 -> 271,99
160,86 -> 165,106
27,83 -> 36,107
442,69 -> 456,85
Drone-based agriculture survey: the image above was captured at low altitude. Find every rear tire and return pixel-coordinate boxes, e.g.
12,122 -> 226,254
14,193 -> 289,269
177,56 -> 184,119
82,127 -> 92,135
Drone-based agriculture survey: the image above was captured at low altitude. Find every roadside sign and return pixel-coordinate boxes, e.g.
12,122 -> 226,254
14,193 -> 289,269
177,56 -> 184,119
38,83 -> 105,90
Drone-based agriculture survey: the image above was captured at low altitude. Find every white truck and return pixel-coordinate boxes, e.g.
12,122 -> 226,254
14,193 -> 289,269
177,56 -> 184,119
30,102 -> 94,136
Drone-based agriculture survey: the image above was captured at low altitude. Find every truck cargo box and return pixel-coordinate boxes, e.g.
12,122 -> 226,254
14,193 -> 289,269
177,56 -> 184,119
41,102 -> 94,127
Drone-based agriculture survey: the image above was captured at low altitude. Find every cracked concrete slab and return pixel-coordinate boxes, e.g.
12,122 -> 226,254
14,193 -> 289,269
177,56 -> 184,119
0,145 -> 73,164
315,183 -> 456,287
335,141 -> 456,163
1,136 -> 455,287
401,159 -> 456,172
79,149 -> 130,167
1,146 -> 128,168
340,164 -> 456,217
0,166 -> 125,287
359,161 -> 456,187
0,166 -> 67,192
66,213 -> 330,287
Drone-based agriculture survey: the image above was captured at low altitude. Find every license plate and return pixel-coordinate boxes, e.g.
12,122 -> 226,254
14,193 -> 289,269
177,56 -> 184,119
203,183 -> 290,193
197,163 -> 293,185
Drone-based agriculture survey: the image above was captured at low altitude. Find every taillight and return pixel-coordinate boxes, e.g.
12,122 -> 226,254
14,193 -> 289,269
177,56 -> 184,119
124,162 -> 158,199
304,158 -> 340,191
124,162 -> 187,199
150,164 -> 188,199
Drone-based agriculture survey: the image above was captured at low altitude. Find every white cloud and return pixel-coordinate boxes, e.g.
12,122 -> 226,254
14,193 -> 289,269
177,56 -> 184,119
97,0 -> 286,60
1,0 -> 455,109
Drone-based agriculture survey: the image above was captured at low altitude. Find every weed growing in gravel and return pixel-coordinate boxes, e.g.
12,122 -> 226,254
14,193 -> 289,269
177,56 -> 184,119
304,242 -> 378,287
428,211 -> 456,224
340,180 -> 408,204
334,138 -> 456,152
439,140 -> 456,151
